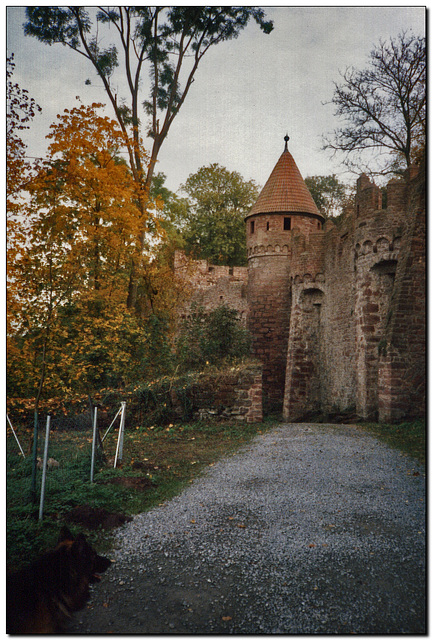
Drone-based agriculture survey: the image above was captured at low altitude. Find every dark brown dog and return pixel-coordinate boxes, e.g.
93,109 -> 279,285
7,526 -> 111,634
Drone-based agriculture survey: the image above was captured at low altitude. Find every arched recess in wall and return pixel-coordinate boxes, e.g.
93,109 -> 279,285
299,287 -> 325,411
300,287 -> 324,311
357,258 -> 398,420
371,259 -> 398,315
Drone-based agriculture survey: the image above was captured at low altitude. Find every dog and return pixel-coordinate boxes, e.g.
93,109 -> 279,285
6,526 -> 111,634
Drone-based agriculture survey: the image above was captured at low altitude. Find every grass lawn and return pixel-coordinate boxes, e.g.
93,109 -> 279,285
361,419 -> 425,466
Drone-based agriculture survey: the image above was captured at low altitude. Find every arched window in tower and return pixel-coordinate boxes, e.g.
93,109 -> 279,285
284,217 -> 291,231
250,220 -> 255,234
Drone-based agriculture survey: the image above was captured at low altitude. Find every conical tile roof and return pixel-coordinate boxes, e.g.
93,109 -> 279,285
247,140 -> 321,218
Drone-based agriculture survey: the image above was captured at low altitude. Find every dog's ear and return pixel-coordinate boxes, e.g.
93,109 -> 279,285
58,526 -> 75,543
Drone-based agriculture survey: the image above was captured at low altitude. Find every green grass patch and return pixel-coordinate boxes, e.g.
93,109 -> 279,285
360,419 -> 425,466
7,417 -> 277,573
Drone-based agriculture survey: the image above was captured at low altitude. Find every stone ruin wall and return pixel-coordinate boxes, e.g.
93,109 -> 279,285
247,252 -> 291,411
320,216 -> 357,416
245,212 -> 324,412
377,167 -> 426,422
173,165 -> 425,423
173,250 -> 248,323
352,174 -> 407,420
283,229 -> 327,419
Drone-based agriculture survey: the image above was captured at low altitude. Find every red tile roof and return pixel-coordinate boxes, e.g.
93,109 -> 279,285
248,147 -> 321,218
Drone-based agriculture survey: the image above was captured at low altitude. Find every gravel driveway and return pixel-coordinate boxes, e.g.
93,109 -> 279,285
67,423 -> 426,634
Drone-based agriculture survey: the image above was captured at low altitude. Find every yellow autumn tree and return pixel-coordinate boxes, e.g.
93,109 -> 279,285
7,102 -> 176,406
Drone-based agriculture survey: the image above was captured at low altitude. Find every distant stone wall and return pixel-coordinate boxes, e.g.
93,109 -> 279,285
174,251 -> 248,323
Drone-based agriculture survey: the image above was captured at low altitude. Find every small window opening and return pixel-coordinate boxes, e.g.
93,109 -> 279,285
250,220 -> 255,234
317,221 -> 321,229
229,267 -> 234,275
208,266 -> 214,272
266,221 -> 270,231
284,217 -> 291,231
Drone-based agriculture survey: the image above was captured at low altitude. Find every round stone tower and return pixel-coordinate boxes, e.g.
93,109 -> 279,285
245,135 -> 324,412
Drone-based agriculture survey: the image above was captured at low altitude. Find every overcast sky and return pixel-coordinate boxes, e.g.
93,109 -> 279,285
6,5 -> 426,193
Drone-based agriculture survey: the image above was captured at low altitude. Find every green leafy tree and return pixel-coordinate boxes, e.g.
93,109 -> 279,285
181,163 -> 260,266
305,175 -> 350,219
177,304 -> 251,371
323,31 -> 425,176
24,7 -> 273,193
149,171 -> 188,250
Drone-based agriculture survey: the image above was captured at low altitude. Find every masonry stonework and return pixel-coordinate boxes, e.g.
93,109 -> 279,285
175,141 -> 425,423
174,250 -> 248,323
169,364 -> 263,424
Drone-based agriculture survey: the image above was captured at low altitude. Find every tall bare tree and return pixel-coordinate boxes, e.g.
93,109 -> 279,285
323,31 -> 425,176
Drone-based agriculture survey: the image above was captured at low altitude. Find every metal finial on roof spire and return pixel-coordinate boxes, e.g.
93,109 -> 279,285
284,134 -> 290,152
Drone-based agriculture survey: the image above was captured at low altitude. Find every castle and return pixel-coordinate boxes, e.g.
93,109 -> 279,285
175,136 -> 425,423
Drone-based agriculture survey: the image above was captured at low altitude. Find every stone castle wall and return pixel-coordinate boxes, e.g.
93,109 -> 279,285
377,167 -> 426,422
282,165 -> 425,422
174,250 -> 248,322
174,164 -> 425,424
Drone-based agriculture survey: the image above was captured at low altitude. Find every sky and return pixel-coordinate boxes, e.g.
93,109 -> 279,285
6,5 -> 426,193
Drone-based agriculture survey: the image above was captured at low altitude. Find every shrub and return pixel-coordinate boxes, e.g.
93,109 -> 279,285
177,304 -> 251,371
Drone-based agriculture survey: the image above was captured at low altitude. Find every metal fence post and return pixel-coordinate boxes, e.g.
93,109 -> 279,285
90,405 -> 98,483
30,410 -> 39,504
7,414 -> 25,458
119,402 -> 126,461
114,402 -> 126,468
38,414 -> 51,521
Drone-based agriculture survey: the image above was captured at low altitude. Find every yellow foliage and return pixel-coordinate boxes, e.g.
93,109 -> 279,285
7,102 -> 168,404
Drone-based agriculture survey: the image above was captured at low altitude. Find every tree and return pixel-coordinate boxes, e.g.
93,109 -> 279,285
323,31 -> 425,176
7,54 -> 41,215
149,171 -> 189,249
7,56 -> 42,397
305,175 -> 350,219
7,103 -> 157,403
24,7 -> 273,307
177,304 -> 251,371
23,7 -> 273,194
181,163 -> 260,266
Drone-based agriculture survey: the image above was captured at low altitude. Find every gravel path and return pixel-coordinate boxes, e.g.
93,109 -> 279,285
67,423 -> 426,634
